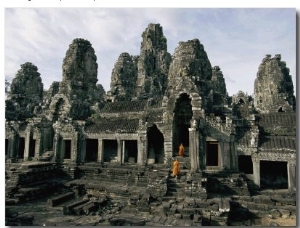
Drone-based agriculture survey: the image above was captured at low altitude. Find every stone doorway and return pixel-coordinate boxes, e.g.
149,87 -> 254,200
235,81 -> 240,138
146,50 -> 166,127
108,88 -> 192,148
173,93 -> 192,154
206,141 -> 219,166
29,138 -> 36,158
124,140 -> 138,163
86,139 -> 98,162
103,140 -> 118,162
238,155 -> 253,174
18,137 -> 25,159
260,161 -> 288,189
147,125 -> 164,164
63,140 -> 71,159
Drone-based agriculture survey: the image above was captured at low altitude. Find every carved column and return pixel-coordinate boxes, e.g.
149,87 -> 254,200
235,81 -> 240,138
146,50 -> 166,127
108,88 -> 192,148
24,127 -> 32,161
34,128 -> 42,159
53,122 -> 62,163
189,127 -> 199,172
252,157 -> 260,187
122,141 -> 126,164
97,139 -> 103,163
287,161 -> 296,190
72,133 -> 78,163
137,130 -> 147,165
117,139 -> 122,164
53,133 -> 61,162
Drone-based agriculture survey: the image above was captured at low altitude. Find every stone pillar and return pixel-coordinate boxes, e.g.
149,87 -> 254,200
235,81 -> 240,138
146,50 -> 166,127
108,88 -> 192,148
143,136 -> 148,165
117,139 -> 122,164
97,139 -> 103,163
72,134 -> 78,163
24,130 -> 31,161
219,142 -> 224,169
137,131 -> 147,165
122,141 -> 126,164
34,128 -> 42,159
53,133 -> 61,163
35,138 -> 41,159
252,157 -> 260,187
287,161 -> 296,190
189,127 -> 200,172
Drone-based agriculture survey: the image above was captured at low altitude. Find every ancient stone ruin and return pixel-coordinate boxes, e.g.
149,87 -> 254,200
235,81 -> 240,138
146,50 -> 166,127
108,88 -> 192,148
5,23 -> 296,226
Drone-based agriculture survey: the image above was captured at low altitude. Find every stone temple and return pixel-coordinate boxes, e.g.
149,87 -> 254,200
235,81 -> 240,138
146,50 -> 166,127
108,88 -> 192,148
5,24 -> 296,226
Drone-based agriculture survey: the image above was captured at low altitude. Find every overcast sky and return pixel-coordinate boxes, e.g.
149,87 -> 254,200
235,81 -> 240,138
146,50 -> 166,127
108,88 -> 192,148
4,8 -> 297,96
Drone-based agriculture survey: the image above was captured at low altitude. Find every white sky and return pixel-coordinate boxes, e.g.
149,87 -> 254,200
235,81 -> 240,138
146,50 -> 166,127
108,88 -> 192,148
3,6 -> 297,96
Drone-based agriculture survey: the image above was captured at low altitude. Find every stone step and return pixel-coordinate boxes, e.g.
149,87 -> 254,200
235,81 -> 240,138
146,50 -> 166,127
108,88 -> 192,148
47,191 -> 75,207
63,199 -> 90,215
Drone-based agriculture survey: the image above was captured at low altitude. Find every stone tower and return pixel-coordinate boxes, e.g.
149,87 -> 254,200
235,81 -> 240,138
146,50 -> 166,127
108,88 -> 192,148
135,23 -> 171,99
209,66 -> 228,110
49,38 -> 100,120
5,62 -> 43,120
211,66 -> 227,97
167,39 -> 212,110
108,52 -> 137,101
60,38 -> 98,96
254,54 -> 295,113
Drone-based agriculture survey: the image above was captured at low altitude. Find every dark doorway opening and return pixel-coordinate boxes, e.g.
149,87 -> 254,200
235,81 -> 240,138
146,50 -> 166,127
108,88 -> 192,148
147,125 -> 164,163
173,93 -> 192,153
238,155 -> 253,174
124,140 -> 138,163
103,140 -> 118,162
63,140 -> 71,159
260,161 -> 288,189
29,138 -> 36,158
18,137 -> 25,158
178,124 -> 189,147
5,139 -> 8,157
206,142 -> 218,166
86,139 -> 98,162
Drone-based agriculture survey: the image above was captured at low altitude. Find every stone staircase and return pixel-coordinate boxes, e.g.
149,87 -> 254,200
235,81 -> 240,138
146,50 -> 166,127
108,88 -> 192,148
5,162 -> 68,205
204,171 -> 251,198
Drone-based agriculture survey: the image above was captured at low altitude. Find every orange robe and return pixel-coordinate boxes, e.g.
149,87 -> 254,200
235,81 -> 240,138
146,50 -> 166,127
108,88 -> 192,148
173,160 -> 179,176
178,144 -> 184,156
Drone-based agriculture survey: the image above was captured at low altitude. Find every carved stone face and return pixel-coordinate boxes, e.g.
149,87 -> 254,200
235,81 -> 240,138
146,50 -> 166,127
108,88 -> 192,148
182,66 -> 190,77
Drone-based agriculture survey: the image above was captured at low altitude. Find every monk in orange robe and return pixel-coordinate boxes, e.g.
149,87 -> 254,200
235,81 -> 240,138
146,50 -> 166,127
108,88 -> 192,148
178,143 -> 184,157
173,159 -> 179,178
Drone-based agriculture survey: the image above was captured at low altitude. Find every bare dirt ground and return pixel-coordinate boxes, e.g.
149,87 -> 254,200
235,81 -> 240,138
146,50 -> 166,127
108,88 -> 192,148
261,216 -> 297,226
